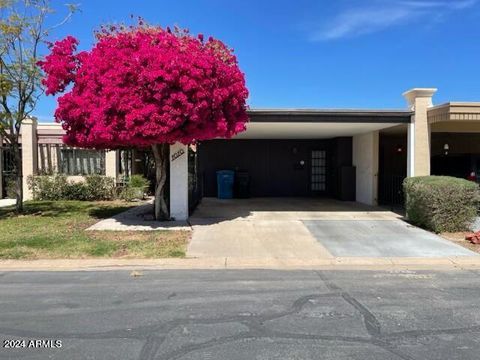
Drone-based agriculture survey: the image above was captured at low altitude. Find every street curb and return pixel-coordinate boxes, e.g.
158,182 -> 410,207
0,256 -> 479,271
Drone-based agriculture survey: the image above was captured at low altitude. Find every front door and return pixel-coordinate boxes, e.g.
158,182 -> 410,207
310,150 -> 327,194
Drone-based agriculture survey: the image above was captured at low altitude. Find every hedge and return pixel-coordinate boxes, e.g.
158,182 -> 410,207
403,176 -> 480,233
27,174 -> 115,201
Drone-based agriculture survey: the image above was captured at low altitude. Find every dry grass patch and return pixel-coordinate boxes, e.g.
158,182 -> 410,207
88,230 -> 189,258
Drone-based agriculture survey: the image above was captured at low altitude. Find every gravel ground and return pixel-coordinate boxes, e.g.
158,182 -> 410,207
441,232 -> 480,254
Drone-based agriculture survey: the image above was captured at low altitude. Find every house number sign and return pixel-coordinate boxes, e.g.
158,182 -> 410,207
171,148 -> 185,162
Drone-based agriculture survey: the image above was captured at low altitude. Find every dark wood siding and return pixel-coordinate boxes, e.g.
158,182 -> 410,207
198,138 -> 353,198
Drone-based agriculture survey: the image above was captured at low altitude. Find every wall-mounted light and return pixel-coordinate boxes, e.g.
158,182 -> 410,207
299,160 -> 305,166
443,143 -> 449,155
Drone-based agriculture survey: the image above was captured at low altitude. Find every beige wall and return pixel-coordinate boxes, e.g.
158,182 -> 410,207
403,88 -> 437,177
353,131 -> 379,206
413,98 -> 432,176
21,119 -> 38,200
15,122 -> 121,200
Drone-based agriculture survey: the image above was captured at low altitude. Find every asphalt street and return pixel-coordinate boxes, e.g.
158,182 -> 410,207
1,269 -> 480,359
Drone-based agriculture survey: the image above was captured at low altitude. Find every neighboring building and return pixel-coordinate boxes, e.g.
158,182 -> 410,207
1,88 -> 480,220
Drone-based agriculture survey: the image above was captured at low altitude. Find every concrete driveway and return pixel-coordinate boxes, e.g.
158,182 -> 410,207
188,198 -> 476,260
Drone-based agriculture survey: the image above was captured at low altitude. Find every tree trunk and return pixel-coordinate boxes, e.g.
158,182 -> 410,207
13,144 -> 23,213
151,143 -> 169,220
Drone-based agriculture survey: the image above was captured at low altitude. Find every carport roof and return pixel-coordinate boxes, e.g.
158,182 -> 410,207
247,108 -> 412,124
236,109 -> 412,139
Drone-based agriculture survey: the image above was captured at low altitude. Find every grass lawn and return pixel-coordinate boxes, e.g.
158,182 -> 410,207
0,201 -> 189,260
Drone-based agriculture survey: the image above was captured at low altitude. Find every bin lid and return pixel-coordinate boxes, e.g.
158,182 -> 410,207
216,170 -> 234,175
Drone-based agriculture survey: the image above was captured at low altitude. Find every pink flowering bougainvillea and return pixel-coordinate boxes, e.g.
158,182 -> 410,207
39,24 -> 249,219
39,26 -> 249,148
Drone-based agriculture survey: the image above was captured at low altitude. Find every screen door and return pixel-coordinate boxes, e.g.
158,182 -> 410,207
311,150 -> 327,192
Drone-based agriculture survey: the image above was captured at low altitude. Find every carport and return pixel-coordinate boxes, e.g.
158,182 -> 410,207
196,109 -> 411,205
168,88 -> 480,221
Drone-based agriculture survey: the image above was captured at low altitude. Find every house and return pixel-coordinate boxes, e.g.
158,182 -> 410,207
1,88 -> 480,220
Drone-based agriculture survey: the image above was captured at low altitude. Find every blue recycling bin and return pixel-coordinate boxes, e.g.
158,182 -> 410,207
216,170 -> 234,199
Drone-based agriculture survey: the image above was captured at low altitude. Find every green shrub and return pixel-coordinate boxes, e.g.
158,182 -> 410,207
63,181 -> 88,200
84,175 -> 115,201
404,176 -> 480,233
119,175 -> 149,201
119,186 -> 141,202
127,174 -> 150,189
28,174 -> 69,201
27,175 -> 115,201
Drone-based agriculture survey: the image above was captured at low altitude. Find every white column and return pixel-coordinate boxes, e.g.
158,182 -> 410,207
353,131 -> 379,206
407,122 -> 415,177
21,118 -> 38,201
105,150 -> 118,183
169,142 -> 189,221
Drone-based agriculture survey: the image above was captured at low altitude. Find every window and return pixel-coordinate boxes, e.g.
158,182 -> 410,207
59,148 -> 105,175
1,145 -> 16,173
37,144 -> 106,176
119,149 -> 133,178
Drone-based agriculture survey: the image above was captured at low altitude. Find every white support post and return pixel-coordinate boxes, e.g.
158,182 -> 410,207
105,150 -> 119,184
169,142 -> 189,221
353,131 -> 379,206
407,122 -> 415,177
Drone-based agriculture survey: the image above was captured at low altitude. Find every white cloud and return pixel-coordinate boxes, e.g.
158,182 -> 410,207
310,0 -> 477,41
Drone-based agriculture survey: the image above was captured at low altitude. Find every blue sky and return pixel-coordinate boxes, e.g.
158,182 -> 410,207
36,0 -> 480,122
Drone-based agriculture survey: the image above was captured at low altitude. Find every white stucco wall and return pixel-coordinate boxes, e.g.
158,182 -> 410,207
352,131 -> 379,206
169,143 -> 189,221
105,150 -> 118,183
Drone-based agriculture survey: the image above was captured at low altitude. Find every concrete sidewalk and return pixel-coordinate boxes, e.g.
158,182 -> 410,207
1,256 -> 480,271
86,200 -> 191,231
0,198 -> 15,208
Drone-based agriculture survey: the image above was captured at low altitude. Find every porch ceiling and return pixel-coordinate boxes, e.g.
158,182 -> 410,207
428,102 -> 480,124
233,122 -> 402,140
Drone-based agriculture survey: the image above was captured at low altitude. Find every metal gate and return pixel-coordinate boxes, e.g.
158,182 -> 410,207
1,145 -> 17,199
188,147 -> 202,214
379,173 -> 405,210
